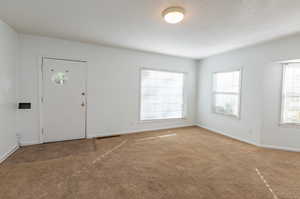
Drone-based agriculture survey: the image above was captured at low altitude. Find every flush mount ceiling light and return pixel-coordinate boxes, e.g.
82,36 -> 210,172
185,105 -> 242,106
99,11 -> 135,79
162,7 -> 185,24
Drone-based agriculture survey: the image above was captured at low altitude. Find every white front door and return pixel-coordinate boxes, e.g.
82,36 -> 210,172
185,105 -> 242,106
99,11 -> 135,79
42,58 -> 87,143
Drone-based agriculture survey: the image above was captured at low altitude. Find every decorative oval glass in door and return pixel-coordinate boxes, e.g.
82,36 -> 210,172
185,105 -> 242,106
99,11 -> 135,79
51,72 -> 69,85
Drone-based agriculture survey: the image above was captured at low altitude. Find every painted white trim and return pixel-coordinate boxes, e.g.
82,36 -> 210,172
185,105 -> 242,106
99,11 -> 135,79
280,63 -> 300,126
280,63 -> 287,125
139,68 -> 188,121
258,144 -> 300,152
87,123 -> 195,138
277,59 -> 300,64
39,56 -> 88,144
197,123 -> 257,146
38,55 -> 89,145
197,123 -> 300,152
38,56 -> 44,144
13,124 -> 300,153
137,118 -> 188,124
19,140 -> 40,146
19,124 -> 195,145
211,69 -> 242,119
0,145 -> 19,163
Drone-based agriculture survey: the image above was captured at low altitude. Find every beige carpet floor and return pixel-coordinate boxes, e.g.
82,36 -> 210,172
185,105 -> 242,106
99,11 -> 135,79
1,126 -> 300,199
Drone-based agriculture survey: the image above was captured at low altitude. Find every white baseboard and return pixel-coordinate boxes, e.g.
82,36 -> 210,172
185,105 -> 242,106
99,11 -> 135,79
197,123 -> 300,153
87,123 -> 195,138
259,144 -> 300,152
197,123 -> 257,146
0,144 -> 19,164
19,140 -> 40,146
9,124 -> 300,153
18,124 -> 195,144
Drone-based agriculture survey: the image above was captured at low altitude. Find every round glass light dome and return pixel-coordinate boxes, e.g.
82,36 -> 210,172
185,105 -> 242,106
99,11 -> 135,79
162,7 -> 185,24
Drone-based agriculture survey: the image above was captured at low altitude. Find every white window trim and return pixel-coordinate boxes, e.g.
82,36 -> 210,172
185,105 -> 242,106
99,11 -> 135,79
211,69 -> 242,119
280,63 -> 300,126
138,68 -> 188,122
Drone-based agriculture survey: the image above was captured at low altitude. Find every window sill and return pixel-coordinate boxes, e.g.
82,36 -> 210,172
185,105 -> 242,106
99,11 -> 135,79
138,118 -> 187,124
279,122 -> 300,128
213,111 -> 240,120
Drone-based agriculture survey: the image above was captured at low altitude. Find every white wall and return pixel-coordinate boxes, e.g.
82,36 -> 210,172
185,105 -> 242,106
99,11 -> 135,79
17,34 -> 196,145
6,24 -> 300,152
197,33 -> 300,150
0,20 -> 19,162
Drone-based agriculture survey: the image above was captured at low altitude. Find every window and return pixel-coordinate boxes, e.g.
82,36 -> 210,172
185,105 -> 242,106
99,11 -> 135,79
281,63 -> 300,124
140,69 -> 185,120
212,70 -> 241,118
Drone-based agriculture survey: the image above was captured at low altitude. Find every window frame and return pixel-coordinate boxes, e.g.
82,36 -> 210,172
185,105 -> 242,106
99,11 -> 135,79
139,68 -> 187,122
211,69 -> 242,119
280,63 -> 300,126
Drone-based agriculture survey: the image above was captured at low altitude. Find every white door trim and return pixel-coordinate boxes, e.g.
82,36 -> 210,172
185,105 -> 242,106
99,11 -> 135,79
38,56 -> 88,144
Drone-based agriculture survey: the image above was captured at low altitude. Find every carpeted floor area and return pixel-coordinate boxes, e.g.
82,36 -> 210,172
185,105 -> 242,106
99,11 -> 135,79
1,126 -> 299,199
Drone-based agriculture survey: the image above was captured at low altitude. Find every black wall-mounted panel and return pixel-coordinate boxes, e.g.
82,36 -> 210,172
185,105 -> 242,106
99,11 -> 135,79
18,103 -> 31,109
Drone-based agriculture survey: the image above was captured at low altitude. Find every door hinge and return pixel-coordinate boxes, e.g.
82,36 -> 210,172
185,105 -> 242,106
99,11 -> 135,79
41,97 -> 44,103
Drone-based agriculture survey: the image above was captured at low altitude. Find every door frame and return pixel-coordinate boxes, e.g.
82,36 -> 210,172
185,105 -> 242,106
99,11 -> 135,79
38,56 -> 88,144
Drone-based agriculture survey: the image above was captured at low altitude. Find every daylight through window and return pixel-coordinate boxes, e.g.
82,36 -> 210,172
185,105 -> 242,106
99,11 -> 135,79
140,69 -> 185,120
281,63 -> 300,124
212,70 -> 241,118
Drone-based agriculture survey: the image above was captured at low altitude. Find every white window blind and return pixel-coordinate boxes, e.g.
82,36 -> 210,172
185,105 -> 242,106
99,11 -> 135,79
212,70 -> 241,117
140,69 -> 185,120
281,63 -> 300,124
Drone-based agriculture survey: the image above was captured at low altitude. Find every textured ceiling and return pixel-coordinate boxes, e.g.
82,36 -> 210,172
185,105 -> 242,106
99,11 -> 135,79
1,0 -> 300,59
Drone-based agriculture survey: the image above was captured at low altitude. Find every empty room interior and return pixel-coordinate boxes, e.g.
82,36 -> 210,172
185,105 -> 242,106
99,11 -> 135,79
1,0 -> 300,198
